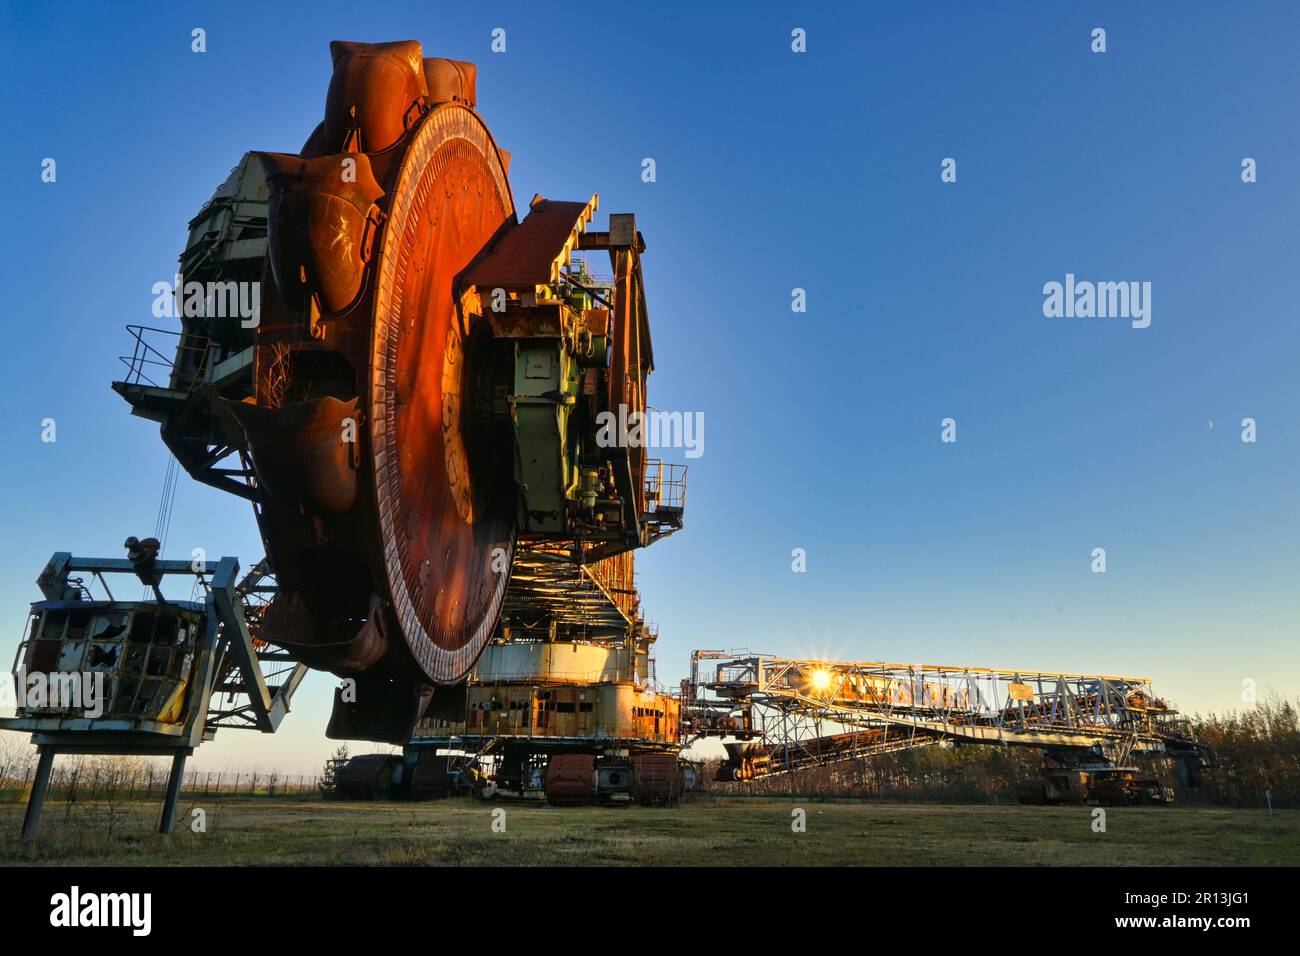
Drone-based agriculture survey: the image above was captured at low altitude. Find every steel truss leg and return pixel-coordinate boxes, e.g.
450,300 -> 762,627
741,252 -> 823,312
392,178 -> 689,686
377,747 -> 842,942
21,745 -> 56,840
159,752 -> 187,834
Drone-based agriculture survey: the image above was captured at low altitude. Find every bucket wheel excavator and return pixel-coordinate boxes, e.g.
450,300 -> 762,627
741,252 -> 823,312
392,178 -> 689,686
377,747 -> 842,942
111,40 -> 680,743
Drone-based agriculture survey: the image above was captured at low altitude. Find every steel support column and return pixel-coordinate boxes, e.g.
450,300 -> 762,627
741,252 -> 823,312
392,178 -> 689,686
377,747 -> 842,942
20,745 -> 56,840
159,752 -> 187,834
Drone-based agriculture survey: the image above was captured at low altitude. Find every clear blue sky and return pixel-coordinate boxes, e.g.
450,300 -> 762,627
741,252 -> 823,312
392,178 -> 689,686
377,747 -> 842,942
1,1 -> 1297,773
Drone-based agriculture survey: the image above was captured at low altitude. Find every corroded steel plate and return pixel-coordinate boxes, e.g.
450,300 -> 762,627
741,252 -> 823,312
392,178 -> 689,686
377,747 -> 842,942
369,104 -> 516,683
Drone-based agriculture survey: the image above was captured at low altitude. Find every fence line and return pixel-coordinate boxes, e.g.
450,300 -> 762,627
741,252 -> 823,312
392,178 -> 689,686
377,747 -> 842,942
0,758 -> 320,800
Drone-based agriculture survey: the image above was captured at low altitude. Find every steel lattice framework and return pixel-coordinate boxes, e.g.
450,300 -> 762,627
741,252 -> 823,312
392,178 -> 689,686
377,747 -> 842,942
685,653 -> 1198,777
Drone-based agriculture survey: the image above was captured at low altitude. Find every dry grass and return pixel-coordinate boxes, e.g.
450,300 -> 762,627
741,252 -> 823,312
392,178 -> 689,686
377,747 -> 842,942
2,796 -> 1295,867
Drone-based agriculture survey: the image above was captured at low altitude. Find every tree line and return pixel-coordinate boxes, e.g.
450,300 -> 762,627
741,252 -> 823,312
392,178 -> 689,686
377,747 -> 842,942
706,697 -> 1300,808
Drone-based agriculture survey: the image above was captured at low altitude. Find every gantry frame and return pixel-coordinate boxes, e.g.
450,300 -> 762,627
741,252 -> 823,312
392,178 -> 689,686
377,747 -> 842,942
685,652 -> 1200,778
1,551 -> 306,837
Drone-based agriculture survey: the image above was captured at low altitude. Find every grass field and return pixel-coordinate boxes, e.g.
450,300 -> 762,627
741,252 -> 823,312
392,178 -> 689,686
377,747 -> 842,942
2,796 -> 1296,866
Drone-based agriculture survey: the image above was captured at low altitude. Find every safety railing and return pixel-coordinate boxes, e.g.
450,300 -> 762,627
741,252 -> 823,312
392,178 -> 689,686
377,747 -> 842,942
118,325 -> 211,390
643,460 -> 687,514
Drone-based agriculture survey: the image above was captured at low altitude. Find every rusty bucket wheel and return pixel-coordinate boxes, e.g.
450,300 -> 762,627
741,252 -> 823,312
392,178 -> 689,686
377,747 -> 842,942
368,102 -> 518,684
241,42 -> 520,696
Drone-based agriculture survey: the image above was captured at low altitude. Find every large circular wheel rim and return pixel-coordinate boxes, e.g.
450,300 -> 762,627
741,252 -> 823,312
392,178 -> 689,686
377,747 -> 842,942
370,104 -> 516,683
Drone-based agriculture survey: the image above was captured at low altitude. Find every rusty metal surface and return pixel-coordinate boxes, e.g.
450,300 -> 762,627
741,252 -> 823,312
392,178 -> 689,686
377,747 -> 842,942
463,197 -> 595,291
259,151 -> 383,317
422,57 -> 477,107
631,753 -> 681,805
368,102 -> 517,681
228,396 -> 360,517
323,41 -> 427,154
233,41 -> 517,697
544,753 -> 595,804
